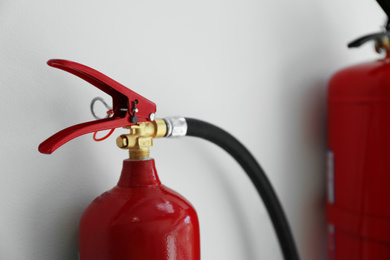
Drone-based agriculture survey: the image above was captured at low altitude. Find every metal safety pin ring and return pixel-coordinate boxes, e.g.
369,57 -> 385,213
90,97 -> 113,120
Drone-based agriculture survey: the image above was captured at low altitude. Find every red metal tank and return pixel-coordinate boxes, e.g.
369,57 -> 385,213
78,159 -> 200,260
327,53 -> 390,259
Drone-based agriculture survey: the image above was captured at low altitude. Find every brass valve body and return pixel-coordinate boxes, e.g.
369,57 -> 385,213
116,118 -> 167,160
375,37 -> 390,53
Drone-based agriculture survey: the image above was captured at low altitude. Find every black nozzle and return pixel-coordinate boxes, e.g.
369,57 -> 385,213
348,0 -> 390,48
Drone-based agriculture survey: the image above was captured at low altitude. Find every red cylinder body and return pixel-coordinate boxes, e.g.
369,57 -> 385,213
79,159 -> 200,260
327,54 -> 390,259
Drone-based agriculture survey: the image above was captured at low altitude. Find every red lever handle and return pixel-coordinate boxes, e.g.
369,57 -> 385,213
39,59 -> 157,154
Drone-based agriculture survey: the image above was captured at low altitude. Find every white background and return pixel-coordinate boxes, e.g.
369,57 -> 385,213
0,0 -> 383,259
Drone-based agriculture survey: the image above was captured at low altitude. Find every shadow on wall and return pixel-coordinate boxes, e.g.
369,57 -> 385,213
280,71 -> 328,260
192,147 -> 260,260
26,152 -> 88,260
276,3 -> 334,260
279,53 -> 330,260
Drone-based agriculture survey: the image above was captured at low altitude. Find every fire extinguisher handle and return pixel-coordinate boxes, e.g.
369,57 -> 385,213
348,1 -> 390,49
348,32 -> 388,48
39,117 -> 130,154
39,59 -> 157,154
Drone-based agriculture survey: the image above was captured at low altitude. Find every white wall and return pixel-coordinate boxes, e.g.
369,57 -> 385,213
0,0 -> 383,259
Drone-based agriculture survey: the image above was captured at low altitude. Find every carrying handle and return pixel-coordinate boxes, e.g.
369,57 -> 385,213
348,0 -> 390,48
39,59 -> 156,154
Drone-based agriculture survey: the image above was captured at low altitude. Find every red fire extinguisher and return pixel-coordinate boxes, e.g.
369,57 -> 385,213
39,59 -> 300,259
326,0 -> 390,259
39,59 -> 200,259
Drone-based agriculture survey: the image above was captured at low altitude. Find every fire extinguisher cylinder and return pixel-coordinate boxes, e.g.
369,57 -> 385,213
327,1 -> 390,259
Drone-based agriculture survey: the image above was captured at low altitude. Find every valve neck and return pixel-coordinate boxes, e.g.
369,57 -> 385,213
129,148 -> 150,160
117,159 -> 161,187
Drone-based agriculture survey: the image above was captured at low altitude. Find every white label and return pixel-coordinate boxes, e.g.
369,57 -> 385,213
327,150 -> 335,204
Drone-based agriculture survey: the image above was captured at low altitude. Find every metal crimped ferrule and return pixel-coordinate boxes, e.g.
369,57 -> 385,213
163,117 -> 187,137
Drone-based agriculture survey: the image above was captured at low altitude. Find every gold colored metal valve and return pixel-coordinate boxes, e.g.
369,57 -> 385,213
116,118 -> 167,160
375,37 -> 390,54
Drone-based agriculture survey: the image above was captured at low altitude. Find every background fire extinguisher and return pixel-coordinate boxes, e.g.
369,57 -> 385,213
39,59 -> 300,259
327,0 -> 390,259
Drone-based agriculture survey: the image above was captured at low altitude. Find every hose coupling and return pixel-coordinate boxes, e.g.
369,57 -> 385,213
164,117 -> 187,138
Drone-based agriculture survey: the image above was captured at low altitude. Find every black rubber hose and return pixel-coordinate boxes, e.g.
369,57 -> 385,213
185,118 -> 300,260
